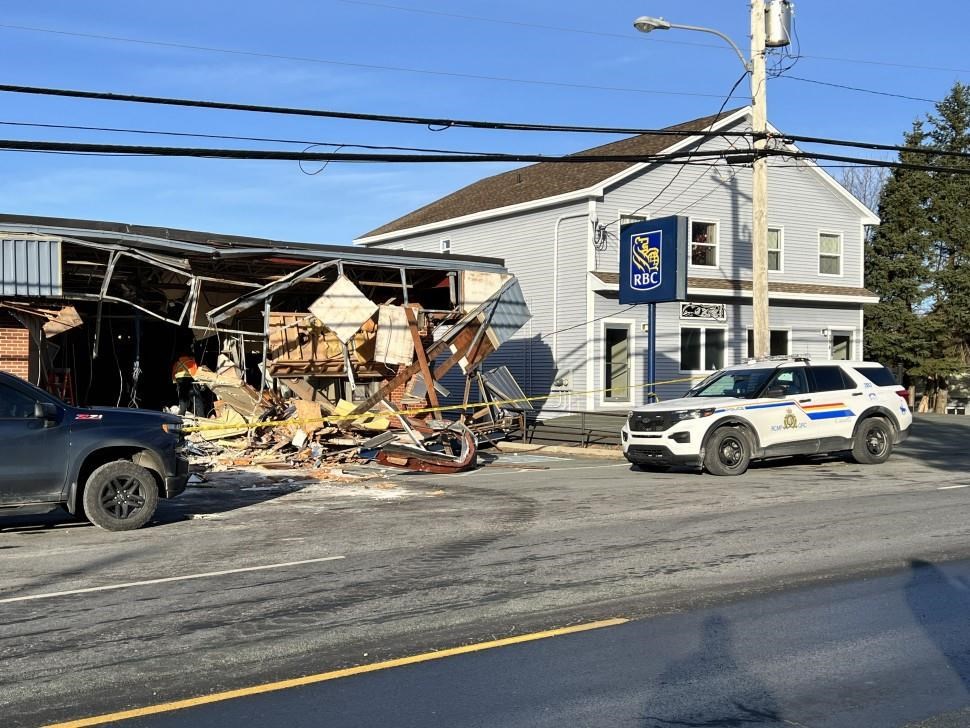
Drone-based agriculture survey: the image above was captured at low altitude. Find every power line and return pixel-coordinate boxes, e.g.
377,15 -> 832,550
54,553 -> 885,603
782,75 -> 937,104
0,24 -> 731,100
329,4 -> 970,76
602,71 -> 751,231
0,83 -> 753,137
8,83 -> 970,167
800,53 -> 970,75
335,0 -> 724,50
0,119 -> 500,156
0,138 -> 758,165
5,136 -> 970,177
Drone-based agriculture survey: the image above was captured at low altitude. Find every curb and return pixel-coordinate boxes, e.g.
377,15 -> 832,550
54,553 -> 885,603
494,441 -> 625,460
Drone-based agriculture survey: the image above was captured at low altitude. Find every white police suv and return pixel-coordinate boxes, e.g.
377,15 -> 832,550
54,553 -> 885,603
621,357 -> 912,476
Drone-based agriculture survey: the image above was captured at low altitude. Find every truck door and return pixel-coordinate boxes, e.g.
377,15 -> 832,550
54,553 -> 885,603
0,383 -> 66,503
753,366 -> 813,448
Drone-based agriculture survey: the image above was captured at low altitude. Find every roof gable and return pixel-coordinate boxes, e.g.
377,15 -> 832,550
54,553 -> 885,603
358,108 -> 746,241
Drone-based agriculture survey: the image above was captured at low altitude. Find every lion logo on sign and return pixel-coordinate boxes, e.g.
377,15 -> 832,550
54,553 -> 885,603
630,233 -> 662,291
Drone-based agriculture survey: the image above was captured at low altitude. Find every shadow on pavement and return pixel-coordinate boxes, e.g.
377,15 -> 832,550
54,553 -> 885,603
0,475 -> 305,532
640,615 -> 786,727
898,415 -> 970,474
906,559 -> 970,693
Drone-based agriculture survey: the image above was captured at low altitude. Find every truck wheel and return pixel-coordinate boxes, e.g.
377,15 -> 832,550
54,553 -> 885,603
704,426 -> 751,476
82,461 -> 159,531
851,417 -> 894,465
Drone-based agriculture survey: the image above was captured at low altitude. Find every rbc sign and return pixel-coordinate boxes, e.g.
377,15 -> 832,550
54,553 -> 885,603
619,215 -> 688,305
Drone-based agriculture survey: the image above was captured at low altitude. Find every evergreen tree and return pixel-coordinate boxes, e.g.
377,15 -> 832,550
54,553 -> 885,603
866,82 -> 970,411
864,123 -> 932,377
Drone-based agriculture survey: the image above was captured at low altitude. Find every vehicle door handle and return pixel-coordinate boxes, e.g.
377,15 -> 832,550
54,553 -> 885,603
852,392 -> 863,396
798,398 -> 811,403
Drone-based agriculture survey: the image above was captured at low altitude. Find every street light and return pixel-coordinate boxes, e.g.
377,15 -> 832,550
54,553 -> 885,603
633,4 -> 776,360
632,16 -> 750,73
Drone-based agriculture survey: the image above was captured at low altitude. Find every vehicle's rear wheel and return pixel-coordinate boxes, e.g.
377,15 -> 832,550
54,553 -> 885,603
851,417 -> 894,465
704,426 -> 751,476
81,461 -> 159,531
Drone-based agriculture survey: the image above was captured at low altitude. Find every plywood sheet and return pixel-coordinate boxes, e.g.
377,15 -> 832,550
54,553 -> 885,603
374,305 -> 413,366
309,275 -> 378,343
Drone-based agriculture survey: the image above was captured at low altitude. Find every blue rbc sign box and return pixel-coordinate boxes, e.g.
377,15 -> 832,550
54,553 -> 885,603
618,215 -> 688,304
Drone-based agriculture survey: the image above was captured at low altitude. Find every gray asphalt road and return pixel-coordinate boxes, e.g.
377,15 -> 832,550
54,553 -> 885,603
2,414 -> 970,726
125,558 -> 970,728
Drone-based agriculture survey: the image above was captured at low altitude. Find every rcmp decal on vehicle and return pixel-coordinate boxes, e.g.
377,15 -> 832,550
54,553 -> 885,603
74,413 -> 103,420
772,408 -> 808,432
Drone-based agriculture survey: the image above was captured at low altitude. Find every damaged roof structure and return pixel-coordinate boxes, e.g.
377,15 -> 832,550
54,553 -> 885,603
0,214 -> 532,471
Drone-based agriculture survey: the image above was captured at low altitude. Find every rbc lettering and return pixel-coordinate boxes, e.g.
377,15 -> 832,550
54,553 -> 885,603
632,271 -> 660,287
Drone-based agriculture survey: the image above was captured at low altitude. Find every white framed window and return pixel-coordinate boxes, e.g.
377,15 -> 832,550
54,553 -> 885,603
746,328 -> 791,359
439,238 -> 452,254
689,220 -> 718,267
818,232 -> 842,276
767,227 -> 783,272
680,326 -> 726,372
602,320 -> 634,403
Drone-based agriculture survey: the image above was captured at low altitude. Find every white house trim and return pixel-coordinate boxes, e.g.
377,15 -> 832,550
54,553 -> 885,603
586,275 -> 878,304
354,108 -> 751,246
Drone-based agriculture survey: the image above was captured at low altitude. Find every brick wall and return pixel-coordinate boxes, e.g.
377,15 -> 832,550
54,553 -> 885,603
0,324 -> 30,380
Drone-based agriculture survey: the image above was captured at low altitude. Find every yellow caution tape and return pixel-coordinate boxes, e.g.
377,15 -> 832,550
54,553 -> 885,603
182,375 -> 706,434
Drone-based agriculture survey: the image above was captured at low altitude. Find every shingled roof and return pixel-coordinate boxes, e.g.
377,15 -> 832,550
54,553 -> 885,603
358,108 -> 747,240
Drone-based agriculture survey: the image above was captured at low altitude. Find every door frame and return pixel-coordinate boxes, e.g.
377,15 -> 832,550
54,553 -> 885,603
599,318 -> 635,408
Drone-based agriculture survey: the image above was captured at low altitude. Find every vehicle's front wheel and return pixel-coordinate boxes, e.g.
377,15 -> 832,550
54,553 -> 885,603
82,461 -> 159,531
851,417 -> 894,465
704,426 -> 751,476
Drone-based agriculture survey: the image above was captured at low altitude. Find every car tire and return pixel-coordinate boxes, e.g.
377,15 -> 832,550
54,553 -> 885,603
704,426 -> 751,476
81,461 -> 159,531
851,417 -> 894,465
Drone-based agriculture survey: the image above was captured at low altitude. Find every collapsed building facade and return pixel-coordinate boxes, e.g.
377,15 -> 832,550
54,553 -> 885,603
0,215 -> 531,466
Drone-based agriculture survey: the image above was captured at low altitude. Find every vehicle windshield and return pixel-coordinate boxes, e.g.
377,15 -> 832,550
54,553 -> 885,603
686,368 -> 776,398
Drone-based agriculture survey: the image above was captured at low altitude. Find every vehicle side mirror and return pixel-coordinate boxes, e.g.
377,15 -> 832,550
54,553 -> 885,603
34,401 -> 58,426
765,386 -> 787,398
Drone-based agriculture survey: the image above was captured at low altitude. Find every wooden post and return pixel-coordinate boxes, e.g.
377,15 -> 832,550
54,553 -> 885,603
405,307 -> 440,412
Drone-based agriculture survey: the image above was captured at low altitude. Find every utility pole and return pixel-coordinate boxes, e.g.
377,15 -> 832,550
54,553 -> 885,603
750,0 -> 770,359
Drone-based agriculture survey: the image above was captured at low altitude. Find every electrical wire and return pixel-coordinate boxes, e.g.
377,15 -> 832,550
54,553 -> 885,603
334,0 -> 723,49
0,138 -> 758,165
0,119 -> 502,155
0,83 -> 754,136
539,304 -> 639,341
0,27 -> 729,100
600,70 -> 750,232
6,19 -> 965,77
781,75 -> 937,104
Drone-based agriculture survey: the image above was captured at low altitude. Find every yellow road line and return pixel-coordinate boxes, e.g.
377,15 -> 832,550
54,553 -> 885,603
46,617 -> 629,727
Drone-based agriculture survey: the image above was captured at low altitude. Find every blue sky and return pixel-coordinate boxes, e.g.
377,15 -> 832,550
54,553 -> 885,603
2,1 -> 968,243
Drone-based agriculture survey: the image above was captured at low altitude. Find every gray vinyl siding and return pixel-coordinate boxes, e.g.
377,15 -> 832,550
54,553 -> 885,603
361,112 -> 874,414
600,122 -> 866,287
591,292 -> 865,404
366,202 -> 592,414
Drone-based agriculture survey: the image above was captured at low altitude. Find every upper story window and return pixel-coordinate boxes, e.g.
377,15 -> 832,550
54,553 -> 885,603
690,221 -> 717,267
819,232 -> 842,276
767,227 -> 782,272
439,238 -> 452,254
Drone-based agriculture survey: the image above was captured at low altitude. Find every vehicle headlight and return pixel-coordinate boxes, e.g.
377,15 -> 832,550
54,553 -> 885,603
672,408 -> 716,421
162,421 -> 183,434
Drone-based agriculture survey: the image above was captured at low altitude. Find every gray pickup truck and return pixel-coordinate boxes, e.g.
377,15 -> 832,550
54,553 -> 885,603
0,371 -> 188,531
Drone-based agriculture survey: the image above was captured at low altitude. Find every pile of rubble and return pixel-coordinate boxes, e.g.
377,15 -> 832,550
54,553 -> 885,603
185,376 -> 479,474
